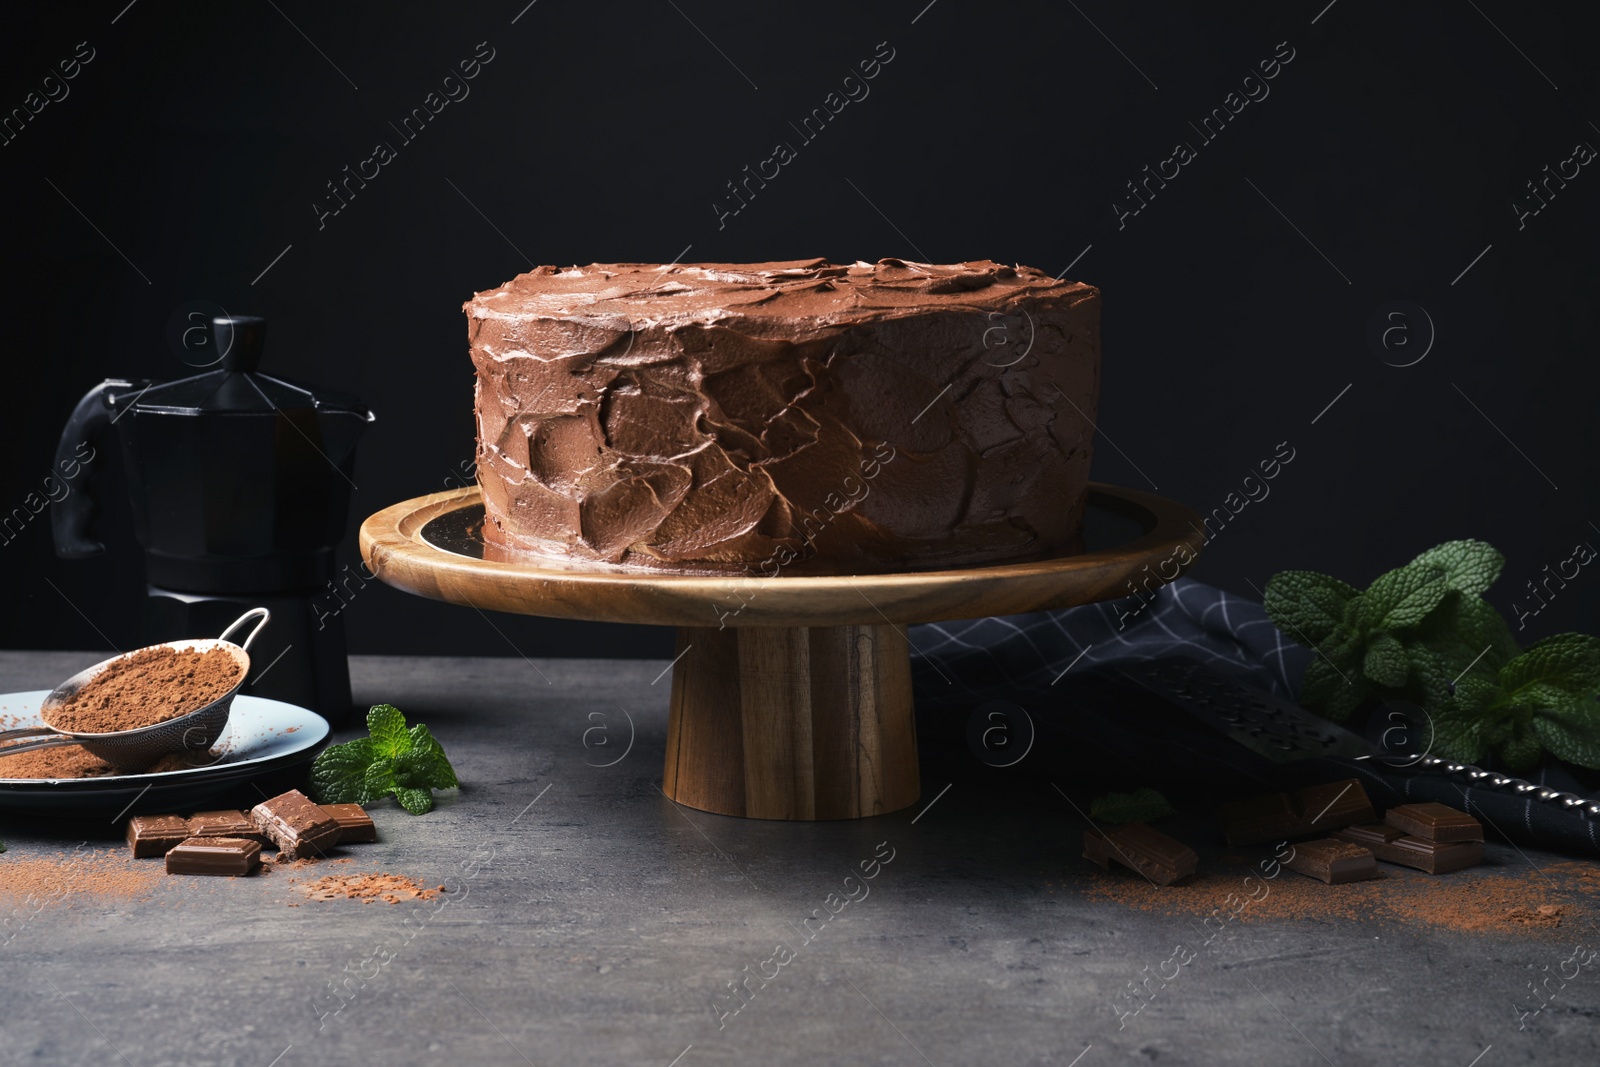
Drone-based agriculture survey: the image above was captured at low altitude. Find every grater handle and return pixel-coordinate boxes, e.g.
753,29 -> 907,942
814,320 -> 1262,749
1376,755 -> 1600,819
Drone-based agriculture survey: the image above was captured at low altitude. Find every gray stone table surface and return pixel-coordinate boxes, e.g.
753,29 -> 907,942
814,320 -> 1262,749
1,650 -> 1597,1066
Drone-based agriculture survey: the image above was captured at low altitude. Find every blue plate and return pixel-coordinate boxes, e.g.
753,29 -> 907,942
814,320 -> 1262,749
0,691 -> 329,814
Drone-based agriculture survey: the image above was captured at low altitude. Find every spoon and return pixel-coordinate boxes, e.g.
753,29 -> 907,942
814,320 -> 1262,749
0,608 -> 270,772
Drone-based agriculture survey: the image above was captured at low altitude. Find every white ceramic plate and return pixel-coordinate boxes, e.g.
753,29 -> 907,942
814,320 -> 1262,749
0,691 -> 329,814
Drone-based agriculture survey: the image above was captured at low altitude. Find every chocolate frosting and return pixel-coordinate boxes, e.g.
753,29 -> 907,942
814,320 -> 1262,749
465,258 -> 1100,574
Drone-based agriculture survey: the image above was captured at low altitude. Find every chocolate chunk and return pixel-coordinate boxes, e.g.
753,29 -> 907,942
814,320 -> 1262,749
1333,823 -> 1407,850
1284,838 -> 1381,884
126,815 -> 191,858
187,810 -> 269,842
1334,823 -> 1484,874
1384,802 -> 1483,843
1083,822 -> 1198,886
165,836 -> 262,876
1218,778 -> 1375,845
250,789 -> 340,860
321,803 -> 378,843
1297,779 -> 1378,834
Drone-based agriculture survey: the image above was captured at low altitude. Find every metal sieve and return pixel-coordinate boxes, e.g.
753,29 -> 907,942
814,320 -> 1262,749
0,608 -> 270,772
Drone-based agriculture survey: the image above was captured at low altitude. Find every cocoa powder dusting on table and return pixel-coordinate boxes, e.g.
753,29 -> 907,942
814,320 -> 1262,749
0,848 -> 167,907
1081,853 -> 1594,935
44,646 -> 241,733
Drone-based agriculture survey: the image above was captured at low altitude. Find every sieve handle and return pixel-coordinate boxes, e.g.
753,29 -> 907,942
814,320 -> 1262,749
0,726 -> 61,743
218,607 -> 271,651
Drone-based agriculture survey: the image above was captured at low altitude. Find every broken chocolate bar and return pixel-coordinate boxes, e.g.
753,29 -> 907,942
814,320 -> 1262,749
1384,802 -> 1483,843
1334,823 -> 1483,875
1284,838 -> 1381,884
165,836 -> 262,876
126,815 -> 190,858
1217,778 -> 1376,846
1083,822 -> 1198,886
320,803 -> 377,844
1298,779 -> 1378,832
187,810 -> 268,841
250,789 -> 340,860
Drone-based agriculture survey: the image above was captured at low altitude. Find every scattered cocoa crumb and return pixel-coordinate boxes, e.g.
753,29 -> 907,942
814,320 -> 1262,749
1080,853 -> 1588,936
1548,860 -> 1600,893
272,855 -> 352,870
298,873 -> 440,904
45,646 -> 241,733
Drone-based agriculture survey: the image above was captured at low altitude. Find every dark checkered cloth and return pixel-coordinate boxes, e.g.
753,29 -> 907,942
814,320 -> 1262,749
909,577 -> 1600,857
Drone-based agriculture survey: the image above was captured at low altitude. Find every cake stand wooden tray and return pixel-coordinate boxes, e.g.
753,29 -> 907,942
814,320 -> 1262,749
360,484 -> 1203,821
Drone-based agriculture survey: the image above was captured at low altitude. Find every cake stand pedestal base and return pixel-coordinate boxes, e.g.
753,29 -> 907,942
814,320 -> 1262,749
662,624 -> 919,820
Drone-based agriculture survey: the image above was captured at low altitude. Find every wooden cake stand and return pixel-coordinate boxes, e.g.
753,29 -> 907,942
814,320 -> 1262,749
360,485 -> 1203,821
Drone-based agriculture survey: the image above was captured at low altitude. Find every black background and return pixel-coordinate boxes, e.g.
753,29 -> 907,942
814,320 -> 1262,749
2,1 -> 1595,660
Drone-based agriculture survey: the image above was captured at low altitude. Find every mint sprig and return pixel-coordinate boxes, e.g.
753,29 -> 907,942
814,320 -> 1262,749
1264,539 -> 1600,771
310,704 -> 459,814
1090,787 -> 1176,825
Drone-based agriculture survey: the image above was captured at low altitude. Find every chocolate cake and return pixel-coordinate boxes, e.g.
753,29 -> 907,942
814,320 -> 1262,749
464,258 -> 1100,573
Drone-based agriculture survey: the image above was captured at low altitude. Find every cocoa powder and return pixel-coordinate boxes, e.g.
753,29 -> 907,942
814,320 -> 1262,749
45,646 -> 241,733
0,743 -> 118,779
0,848 -> 167,907
1079,851 -> 1595,936
0,743 -> 219,780
297,873 -> 442,904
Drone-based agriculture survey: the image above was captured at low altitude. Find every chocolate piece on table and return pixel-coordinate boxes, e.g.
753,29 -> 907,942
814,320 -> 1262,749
165,836 -> 262,876
187,810 -> 268,841
1297,779 -> 1377,834
1217,778 -> 1375,846
126,815 -> 191,858
1384,802 -> 1483,843
1284,838 -> 1381,884
1083,822 -> 1198,887
1386,837 -> 1483,875
1332,823 -> 1407,851
320,803 -> 378,844
250,789 -> 341,860
1333,823 -> 1482,875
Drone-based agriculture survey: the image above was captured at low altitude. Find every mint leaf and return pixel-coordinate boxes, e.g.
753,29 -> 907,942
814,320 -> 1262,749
1299,654 -> 1368,720
309,738 -> 378,804
368,704 -> 412,760
1430,716 -> 1485,763
1090,787 -> 1175,825
394,787 -> 435,815
1359,564 -> 1449,631
1324,676 -> 1369,721
1264,571 -> 1359,645
1429,678 -> 1496,762
307,704 -> 458,814
1409,593 -> 1518,698
1501,634 -> 1600,698
1533,704 -> 1600,770
1363,633 -> 1411,688
1501,727 -> 1543,771
361,758 -> 399,804
1298,656 -> 1350,713
1409,540 -> 1504,596
400,724 -> 459,790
